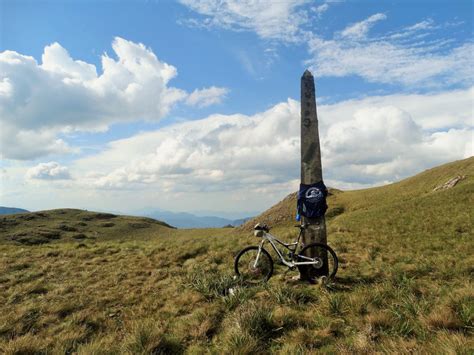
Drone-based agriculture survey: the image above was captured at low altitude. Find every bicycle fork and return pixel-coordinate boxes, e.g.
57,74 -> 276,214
253,239 -> 266,268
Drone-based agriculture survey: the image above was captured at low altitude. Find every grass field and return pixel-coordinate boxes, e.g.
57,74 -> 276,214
1,158 -> 473,354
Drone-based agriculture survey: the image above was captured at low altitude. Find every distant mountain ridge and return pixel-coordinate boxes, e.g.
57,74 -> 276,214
142,210 -> 252,228
0,207 -> 30,215
0,205 -> 252,229
0,206 -> 252,228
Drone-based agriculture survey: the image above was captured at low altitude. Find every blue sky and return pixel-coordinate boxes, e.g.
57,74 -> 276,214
0,0 -> 472,216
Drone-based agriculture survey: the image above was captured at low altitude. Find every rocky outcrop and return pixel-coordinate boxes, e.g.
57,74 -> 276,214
433,175 -> 465,191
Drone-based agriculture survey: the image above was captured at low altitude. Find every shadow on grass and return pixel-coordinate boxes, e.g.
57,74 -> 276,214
329,273 -> 384,291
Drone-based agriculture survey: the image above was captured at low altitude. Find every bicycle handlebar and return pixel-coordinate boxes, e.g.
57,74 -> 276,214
254,223 -> 270,232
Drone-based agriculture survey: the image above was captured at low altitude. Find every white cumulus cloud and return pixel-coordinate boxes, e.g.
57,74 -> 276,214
0,37 -> 227,160
72,87 -> 472,194
323,106 -> 471,184
26,162 -> 71,180
186,86 -> 229,107
75,98 -> 301,190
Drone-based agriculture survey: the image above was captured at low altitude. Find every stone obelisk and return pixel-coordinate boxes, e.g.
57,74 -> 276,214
300,69 -> 328,279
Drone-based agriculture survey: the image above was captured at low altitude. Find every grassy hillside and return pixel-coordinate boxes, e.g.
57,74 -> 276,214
242,157 -> 473,233
0,158 -> 473,354
0,209 -> 175,246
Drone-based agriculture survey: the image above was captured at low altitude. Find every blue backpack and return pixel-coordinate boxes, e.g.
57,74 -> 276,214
296,181 -> 328,219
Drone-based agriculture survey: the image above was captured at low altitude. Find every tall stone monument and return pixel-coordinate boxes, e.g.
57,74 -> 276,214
299,69 -> 328,279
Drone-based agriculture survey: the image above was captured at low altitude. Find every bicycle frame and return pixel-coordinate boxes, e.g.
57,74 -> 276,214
254,230 -> 322,269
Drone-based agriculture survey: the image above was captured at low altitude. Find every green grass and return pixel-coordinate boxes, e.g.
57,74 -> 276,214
0,157 -> 473,353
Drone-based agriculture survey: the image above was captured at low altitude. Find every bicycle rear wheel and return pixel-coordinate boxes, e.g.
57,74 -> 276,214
234,246 -> 273,284
298,243 -> 338,280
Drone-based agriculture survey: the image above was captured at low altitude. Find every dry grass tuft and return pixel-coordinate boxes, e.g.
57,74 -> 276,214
366,311 -> 395,332
425,306 -> 464,331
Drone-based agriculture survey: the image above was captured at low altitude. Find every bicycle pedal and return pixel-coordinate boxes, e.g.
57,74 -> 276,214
318,276 -> 328,285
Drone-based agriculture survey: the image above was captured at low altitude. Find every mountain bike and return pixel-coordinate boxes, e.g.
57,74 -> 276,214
235,223 -> 338,284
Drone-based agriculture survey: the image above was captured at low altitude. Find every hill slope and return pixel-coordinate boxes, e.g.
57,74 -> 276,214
242,157 -> 474,236
0,158 -> 472,354
0,208 -> 174,245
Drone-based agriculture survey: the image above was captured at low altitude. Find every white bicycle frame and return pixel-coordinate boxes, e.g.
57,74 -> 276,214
253,230 -> 323,269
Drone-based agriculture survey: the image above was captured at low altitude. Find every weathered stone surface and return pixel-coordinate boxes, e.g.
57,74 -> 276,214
301,70 -> 322,183
300,69 -> 328,279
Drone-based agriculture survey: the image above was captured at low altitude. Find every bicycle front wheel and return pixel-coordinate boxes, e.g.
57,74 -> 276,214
234,246 -> 273,284
298,243 -> 338,280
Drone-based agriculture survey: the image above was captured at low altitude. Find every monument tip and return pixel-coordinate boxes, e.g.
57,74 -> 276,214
303,69 -> 313,77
